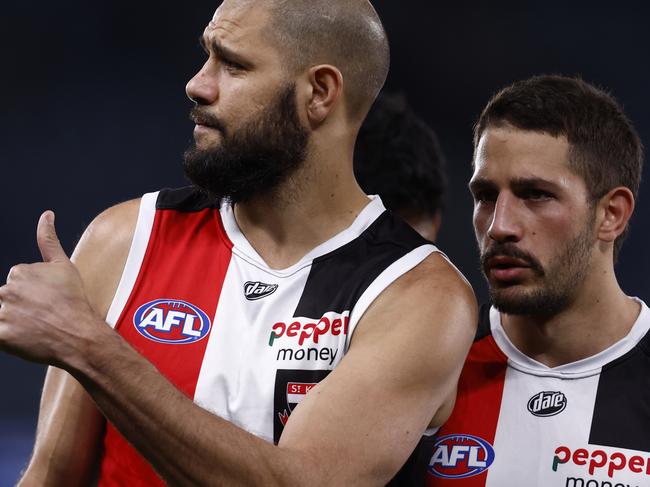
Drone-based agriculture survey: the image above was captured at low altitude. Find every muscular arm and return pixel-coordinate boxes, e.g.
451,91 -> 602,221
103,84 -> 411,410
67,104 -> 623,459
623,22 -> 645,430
19,200 -> 139,486
4,213 -> 476,486
278,254 -> 477,484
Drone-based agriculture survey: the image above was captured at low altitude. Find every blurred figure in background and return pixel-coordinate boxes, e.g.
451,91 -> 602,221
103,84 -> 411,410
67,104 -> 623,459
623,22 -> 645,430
354,92 -> 453,486
355,92 -> 447,242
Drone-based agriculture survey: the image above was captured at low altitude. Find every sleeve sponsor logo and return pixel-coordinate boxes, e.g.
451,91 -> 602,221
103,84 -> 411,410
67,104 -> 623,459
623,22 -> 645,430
428,434 -> 495,479
528,391 -> 567,417
268,311 -> 349,366
133,299 -> 211,344
553,445 -> 650,480
244,281 -> 278,300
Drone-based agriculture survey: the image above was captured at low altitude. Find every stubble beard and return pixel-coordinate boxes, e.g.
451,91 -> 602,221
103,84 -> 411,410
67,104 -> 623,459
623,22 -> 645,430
484,213 -> 596,317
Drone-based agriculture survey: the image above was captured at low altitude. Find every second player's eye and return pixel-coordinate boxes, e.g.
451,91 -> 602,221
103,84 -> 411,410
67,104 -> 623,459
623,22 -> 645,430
523,189 -> 554,200
473,190 -> 497,204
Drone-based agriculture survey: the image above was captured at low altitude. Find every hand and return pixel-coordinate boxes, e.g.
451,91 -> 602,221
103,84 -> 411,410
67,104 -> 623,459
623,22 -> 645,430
0,211 -> 102,367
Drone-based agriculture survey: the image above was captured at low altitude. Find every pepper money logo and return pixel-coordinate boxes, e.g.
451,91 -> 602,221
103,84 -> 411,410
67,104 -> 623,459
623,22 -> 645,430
133,299 -> 211,344
552,445 -> 650,480
268,311 -> 349,366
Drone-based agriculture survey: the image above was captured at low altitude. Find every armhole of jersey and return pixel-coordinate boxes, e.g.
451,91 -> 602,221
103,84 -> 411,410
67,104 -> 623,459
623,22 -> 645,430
475,303 -> 493,341
105,191 -> 159,328
423,426 -> 440,437
345,244 -> 438,351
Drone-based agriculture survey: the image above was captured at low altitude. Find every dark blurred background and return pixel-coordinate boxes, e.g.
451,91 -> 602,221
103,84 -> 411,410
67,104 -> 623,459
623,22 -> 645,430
2,1 -> 649,482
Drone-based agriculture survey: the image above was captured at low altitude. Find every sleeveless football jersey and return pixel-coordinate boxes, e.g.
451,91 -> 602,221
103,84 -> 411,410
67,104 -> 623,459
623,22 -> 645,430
424,300 -> 650,487
97,187 -> 438,486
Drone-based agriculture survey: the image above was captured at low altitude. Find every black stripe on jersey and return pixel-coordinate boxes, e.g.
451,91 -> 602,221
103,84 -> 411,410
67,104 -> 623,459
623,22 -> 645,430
386,433 -> 436,486
156,186 -> 219,212
475,303 -> 492,341
589,329 -> 650,452
293,211 -> 429,318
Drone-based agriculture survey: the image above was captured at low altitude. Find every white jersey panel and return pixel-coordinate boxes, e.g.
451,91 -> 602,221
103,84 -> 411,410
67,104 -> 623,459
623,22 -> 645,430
193,258 -> 314,442
106,191 -> 158,327
486,368 -> 600,486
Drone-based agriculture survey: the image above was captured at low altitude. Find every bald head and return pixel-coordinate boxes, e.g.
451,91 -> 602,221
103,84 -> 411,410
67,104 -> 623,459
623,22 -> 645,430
221,0 -> 389,121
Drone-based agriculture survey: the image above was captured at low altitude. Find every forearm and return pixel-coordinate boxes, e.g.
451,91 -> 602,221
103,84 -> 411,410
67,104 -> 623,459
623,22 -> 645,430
70,325 -> 310,487
19,368 -> 104,487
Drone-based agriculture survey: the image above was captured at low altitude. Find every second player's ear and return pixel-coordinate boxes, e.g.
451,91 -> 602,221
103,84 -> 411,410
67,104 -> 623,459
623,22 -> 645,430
304,64 -> 343,127
596,186 -> 635,243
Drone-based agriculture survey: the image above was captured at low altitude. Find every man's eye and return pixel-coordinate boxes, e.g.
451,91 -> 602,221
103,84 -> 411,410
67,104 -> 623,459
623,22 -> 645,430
222,59 -> 245,72
525,189 -> 553,200
473,191 -> 496,203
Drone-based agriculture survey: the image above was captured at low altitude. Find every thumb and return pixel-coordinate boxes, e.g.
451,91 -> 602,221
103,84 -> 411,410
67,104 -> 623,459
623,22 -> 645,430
37,211 -> 69,263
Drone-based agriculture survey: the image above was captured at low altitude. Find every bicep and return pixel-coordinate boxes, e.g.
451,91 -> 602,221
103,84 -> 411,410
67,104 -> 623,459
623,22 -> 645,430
71,198 -> 140,317
278,255 -> 477,486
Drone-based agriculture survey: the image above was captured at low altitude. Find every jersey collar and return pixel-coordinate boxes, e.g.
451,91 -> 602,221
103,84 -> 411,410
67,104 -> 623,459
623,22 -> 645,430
490,297 -> 650,378
219,195 -> 387,277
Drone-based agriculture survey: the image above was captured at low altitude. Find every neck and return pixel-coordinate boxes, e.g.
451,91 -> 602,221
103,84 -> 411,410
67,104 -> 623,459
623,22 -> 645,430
233,136 -> 370,269
500,263 -> 640,368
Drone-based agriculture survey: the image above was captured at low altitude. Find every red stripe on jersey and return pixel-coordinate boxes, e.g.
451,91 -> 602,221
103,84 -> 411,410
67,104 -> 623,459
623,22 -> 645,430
99,207 -> 233,486
427,336 -> 508,486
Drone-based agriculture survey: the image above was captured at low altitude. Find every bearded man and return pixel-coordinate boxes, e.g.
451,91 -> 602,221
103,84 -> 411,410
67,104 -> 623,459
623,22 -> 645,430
1,1 -> 475,485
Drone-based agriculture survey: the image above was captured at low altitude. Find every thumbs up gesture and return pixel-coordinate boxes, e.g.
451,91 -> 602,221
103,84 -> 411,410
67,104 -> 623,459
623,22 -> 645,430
0,211 -> 101,367
37,211 -> 70,264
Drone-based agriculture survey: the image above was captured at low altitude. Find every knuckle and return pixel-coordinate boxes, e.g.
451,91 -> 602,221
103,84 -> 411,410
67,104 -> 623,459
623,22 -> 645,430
17,264 -> 31,277
0,283 -> 16,301
7,265 -> 21,281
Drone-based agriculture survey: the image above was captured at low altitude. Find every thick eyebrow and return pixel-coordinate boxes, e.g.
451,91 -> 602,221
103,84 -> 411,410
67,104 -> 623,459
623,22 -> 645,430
468,177 -> 495,195
510,177 -> 560,192
198,35 -> 251,67
468,176 -> 560,194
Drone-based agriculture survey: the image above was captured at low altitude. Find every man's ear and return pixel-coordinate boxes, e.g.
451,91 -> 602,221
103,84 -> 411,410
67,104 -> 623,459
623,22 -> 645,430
596,186 -> 635,243
303,64 -> 343,127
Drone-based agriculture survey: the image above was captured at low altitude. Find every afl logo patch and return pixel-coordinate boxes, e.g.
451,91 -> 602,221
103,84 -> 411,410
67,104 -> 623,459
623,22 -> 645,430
527,391 -> 567,417
429,434 -> 495,479
133,299 -> 211,344
244,281 -> 278,300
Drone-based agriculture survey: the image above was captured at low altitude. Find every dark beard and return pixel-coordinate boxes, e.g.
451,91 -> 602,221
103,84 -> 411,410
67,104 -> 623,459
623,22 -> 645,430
183,83 -> 309,205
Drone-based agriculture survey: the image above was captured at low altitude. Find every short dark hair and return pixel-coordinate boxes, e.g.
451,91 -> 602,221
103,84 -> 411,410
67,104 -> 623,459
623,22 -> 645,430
474,75 -> 644,256
264,0 -> 389,121
354,92 -> 447,218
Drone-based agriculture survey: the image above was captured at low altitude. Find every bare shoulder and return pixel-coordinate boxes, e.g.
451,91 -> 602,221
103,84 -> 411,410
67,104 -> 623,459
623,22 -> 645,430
398,251 -> 476,302
72,199 -> 141,317
351,250 -> 477,389
354,251 -> 477,343
74,198 -> 141,254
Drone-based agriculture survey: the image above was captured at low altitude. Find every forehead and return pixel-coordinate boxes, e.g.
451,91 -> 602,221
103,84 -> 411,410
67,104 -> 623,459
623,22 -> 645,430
472,126 -> 578,186
205,1 -> 274,51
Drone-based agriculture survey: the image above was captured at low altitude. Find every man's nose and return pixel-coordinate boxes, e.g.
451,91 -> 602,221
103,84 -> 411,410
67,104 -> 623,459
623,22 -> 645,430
186,62 -> 219,105
487,193 -> 523,243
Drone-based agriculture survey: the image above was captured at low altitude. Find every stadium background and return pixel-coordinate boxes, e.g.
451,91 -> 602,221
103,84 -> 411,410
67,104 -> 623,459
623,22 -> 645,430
1,1 -> 649,482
